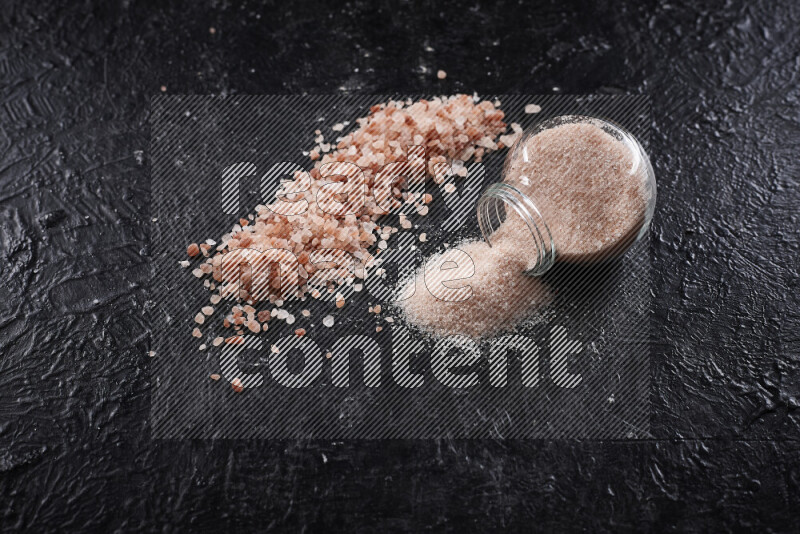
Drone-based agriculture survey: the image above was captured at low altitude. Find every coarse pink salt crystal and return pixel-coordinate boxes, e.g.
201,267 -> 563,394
437,70 -> 447,79
188,95 -> 511,339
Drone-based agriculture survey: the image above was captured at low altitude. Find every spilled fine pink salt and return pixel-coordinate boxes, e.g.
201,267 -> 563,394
398,221 -> 551,339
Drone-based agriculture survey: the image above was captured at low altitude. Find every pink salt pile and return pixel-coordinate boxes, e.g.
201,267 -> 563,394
397,218 -> 551,339
503,121 -> 648,263
186,95 -> 512,339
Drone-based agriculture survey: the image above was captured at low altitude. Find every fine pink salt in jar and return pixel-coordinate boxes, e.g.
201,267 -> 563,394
476,115 -> 657,275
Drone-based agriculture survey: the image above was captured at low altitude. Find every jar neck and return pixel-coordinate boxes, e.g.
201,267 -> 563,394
476,183 -> 556,276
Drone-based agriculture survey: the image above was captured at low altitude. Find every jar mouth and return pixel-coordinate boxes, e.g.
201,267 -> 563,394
476,182 -> 556,276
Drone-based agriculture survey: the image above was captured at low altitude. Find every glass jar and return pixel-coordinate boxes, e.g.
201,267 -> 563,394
476,115 -> 656,276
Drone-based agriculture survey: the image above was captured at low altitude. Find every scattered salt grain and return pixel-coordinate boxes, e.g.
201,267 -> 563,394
524,104 -> 541,114
322,315 -> 334,327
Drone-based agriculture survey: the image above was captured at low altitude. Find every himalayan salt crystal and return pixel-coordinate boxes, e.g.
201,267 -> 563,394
322,315 -> 334,327
201,306 -> 214,316
246,320 -> 261,333
192,328 -> 202,338
231,378 -> 244,393
212,337 -> 224,347
210,374 -> 220,381
295,328 -> 306,337
194,313 -> 205,325
524,104 -> 541,114
189,95 -> 510,337
437,70 -> 447,79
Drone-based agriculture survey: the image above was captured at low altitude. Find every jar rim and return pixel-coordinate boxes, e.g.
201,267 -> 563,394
476,182 -> 556,276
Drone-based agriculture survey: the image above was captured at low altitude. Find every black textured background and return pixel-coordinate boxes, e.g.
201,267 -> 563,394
1,0 -> 798,531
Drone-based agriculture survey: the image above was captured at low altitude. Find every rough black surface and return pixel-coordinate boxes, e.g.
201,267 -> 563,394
0,0 -> 798,531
